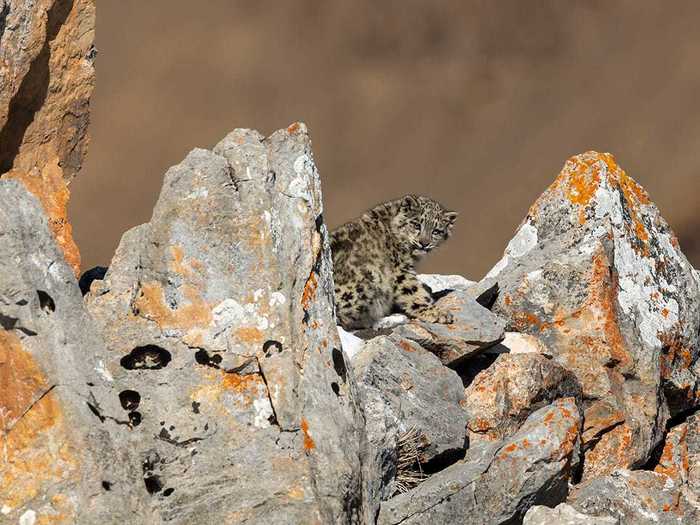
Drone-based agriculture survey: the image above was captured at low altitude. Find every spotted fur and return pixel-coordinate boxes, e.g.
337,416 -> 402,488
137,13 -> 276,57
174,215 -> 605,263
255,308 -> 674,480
330,195 -> 458,330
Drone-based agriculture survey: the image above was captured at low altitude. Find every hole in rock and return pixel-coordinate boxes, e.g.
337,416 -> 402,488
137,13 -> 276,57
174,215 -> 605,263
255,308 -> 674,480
102,481 -> 112,491
162,488 -> 174,497
263,340 -> 283,357
331,382 -> 340,396
194,349 -> 222,368
332,348 -> 347,383
422,447 -> 467,475
118,390 -> 141,410
120,345 -> 172,370
78,266 -> 108,296
144,475 -> 163,494
315,214 -> 324,233
191,401 -> 200,414
37,290 -> 55,312
129,411 -> 142,427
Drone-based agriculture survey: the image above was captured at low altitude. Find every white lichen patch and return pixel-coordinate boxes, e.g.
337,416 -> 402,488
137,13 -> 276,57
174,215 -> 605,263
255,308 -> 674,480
19,510 -> 36,525
417,274 -> 475,293
94,359 -> 113,382
506,222 -> 538,258
1,505 -> 11,515
185,187 -> 209,200
253,397 -> 274,428
269,292 -> 286,307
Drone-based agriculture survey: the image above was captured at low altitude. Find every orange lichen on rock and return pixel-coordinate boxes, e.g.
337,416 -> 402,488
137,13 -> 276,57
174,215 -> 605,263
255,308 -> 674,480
301,272 -> 318,311
300,418 -> 315,451
654,424 -> 689,483
0,330 -> 78,516
582,423 -> 634,480
133,281 -> 212,331
397,340 -> 416,353
6,160 -> 81,275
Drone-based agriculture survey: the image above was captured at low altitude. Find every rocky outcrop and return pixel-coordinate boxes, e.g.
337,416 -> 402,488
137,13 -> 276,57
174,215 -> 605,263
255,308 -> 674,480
482,152 -> 700,480
83,124 -> 365,523
0,0 -> 96,273
2,46 -> 699,522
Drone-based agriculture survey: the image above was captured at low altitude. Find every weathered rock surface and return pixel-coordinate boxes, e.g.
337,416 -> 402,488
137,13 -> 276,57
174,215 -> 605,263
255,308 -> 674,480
569,469 -> 700,524
393,290 -> 506,366
0,180 -> 146,524
352,336 -> 468,516
84,124 -> 365,523
464,352 -> 582,443
378,397 -> 582,525
483,152 -> 700,479
524,503 -> 618,524
0,0 -> 96,273
417,273 -> 475,294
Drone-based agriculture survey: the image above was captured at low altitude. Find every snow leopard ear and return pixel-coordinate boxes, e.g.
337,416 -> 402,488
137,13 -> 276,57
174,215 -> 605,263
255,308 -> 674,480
444,211 -> 458,225
400,195 -> 419,213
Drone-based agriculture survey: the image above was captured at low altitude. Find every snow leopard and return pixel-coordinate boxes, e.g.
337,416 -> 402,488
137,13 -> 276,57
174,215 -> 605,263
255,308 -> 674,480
330,194 -> 458,330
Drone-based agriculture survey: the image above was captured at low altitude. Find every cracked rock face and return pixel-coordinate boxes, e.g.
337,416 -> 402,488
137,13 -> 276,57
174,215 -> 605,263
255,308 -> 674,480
84,124 -> 364,524
0,180 -> 147,524
483,152 -> 700,480
0,0 -> 96,273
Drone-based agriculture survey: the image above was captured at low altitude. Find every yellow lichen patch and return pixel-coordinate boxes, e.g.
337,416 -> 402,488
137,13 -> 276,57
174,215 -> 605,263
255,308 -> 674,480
300,418 -> 315,451
0,330 -> 78,515
169,245 -> 192,278
234,327 -> 264,344
134,281 -> 212,331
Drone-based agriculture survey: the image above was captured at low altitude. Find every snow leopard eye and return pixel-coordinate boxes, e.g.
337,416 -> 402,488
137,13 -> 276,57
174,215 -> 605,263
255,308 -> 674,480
411,221 -> 421,230
432,228 -> 443,236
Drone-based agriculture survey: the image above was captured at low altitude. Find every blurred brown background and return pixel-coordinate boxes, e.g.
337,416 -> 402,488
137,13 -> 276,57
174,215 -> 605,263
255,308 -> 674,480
71,0 -> 700,278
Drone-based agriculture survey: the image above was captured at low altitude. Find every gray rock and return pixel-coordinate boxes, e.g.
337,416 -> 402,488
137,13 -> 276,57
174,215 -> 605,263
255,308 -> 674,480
524,503 -> 618,524
417,273 -> 475,294
393,290 -> 506,366
352,335 -> 468,517
0,180 -> 149,523
85,124 -> 365,524
481,152 -> 700,479
464,352 -> 582,444
378,397 -> 582,525
569,469 -> 700,524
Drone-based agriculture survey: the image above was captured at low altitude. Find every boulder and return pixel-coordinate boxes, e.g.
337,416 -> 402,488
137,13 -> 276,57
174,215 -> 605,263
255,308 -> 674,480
393,290 -> 506,366
0,0 -> 96,273
85,124 -> 365,523
464,352 -> 582,443
378,397 -> 582,525
483,152 -> 700,479
0,180 -> 147,523
352,336 -> 468,515
417,273 -> 475,294
524,503 -> 618,524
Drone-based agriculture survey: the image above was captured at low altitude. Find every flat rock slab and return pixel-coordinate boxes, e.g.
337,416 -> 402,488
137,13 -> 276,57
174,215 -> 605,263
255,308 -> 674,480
393,290 -> 506,366
378,397 -> 582,525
